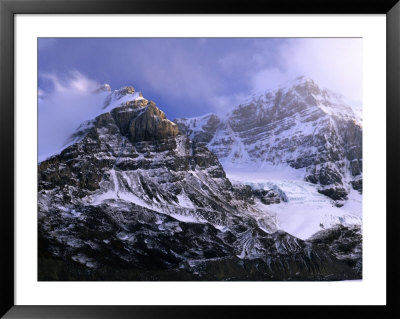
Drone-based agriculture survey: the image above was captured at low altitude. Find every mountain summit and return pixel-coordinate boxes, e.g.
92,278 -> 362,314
175,77 -> 362,203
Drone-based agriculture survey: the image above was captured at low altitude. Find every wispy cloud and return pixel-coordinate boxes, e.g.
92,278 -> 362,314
38,71 -> 107,161
248,38 -> 363,101
208,93 -> 249,116
40,70 -> 100,93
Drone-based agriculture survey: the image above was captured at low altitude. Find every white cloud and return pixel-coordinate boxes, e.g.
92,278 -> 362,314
250,67 -> 291,93
41,70 -> 100,93
209,93 -> 249,116
251,38 -> 363,101
38,71 -> 108,162
67,70 -> 100,92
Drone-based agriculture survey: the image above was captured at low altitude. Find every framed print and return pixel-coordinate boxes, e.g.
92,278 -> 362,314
1,0 -> 399,318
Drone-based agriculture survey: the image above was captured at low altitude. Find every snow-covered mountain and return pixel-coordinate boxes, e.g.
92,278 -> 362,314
175,77 -> 362,202
38,83 -> 360,281
175,76 -> 362,240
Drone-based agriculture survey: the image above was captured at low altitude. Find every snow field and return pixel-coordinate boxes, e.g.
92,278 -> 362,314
225,165 -> 362,240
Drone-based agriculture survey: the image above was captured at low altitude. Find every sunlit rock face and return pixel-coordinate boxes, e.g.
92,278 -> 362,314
38,85 -> 359,281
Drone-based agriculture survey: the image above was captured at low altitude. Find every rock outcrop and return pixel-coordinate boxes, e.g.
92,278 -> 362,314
310,225 -> 362,276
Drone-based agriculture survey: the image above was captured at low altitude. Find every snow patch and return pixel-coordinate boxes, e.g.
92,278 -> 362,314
224,166 -> 362,240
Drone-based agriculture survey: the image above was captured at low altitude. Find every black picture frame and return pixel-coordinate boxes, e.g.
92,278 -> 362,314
1,0 -> 399,318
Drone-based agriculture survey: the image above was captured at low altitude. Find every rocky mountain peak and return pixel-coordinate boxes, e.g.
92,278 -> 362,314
110,101 -> 179,143
93,83 -> 112,93
291,77 -> 321,96
281,75 -> 317,88
102,85 -> 143,109
175,77 -> 362,202
110,86 -> 136,101
117,85 -> 135,94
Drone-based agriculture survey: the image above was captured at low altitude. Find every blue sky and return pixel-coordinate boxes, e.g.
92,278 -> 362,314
38,38 -> 362,119
38,38 -> 362,161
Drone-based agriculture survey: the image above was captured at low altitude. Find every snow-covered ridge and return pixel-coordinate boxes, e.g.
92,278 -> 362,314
38,84 -> 148,163
103,86 -> 146,110
175,113 -> 215,131
176,77 -> 362,170
239,76 -> 361,123
176,77 -> 361,140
